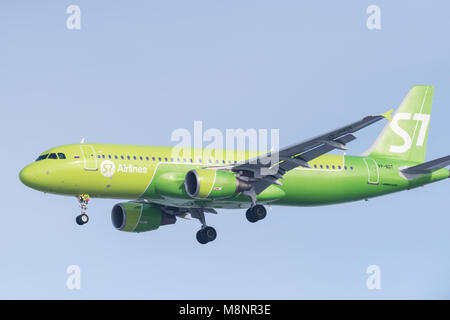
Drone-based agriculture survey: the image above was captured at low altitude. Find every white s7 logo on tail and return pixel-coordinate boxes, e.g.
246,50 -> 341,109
389,113 -> 430,153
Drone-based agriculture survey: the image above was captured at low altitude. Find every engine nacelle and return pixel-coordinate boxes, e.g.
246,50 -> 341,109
111,202 -> 176,233
184,169 -> 251,199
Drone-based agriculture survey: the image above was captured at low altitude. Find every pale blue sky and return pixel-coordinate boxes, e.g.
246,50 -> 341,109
1,0 -> 450,299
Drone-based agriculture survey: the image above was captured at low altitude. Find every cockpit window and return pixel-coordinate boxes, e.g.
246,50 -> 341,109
35,154 -> 48,161
35,152 -> 66,161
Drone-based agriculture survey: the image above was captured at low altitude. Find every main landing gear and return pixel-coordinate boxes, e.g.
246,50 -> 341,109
190,208 -> 217,245
196,226 -> 217,245
76,194 -> 90,225
242,189 -> 267,223
245,204 -> 267,223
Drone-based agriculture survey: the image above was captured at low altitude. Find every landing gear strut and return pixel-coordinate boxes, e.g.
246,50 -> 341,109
76,194 -> 90,225
190,208 -> 217,244
246,204 -> 267,223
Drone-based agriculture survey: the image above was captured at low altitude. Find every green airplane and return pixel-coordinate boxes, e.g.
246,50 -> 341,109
19,85 -> 450,244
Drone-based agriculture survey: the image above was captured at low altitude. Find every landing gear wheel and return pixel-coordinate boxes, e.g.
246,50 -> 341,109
246,208 -> 259,223
196,230 -> 208,244
76,214 -> 89,225
246,205 -> 267,223
196,226 -> 217,244
253,205 -> 267,220
203,226 -> 217,242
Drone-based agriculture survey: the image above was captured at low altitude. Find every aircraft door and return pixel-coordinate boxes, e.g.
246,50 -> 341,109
363,158 -> 379,185
80,145 -> 98,171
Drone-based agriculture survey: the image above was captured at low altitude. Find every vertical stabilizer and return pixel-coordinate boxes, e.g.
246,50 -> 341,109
365,85 -> 434,163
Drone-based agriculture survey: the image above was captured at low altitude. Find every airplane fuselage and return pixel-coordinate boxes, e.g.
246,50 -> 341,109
19,143 -> 450,209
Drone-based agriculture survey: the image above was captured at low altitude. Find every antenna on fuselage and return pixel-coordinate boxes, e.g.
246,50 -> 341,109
80,137 -> 86,144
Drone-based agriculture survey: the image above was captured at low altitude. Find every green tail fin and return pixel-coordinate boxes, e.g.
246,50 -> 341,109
365,85 -> 434,163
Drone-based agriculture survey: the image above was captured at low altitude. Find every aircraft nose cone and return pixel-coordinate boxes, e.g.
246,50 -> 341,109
19,164 -> 38,188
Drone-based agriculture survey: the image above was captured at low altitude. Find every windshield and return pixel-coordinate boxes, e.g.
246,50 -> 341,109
35,152 -> 67,161
35,154 -> 48,161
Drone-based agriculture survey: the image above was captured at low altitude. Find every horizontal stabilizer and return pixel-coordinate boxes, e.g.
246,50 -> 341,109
401,155 -> 450,174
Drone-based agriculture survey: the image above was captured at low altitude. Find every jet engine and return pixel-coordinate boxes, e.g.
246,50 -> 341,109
111,202 -> 176,232
184,169 -> 251,199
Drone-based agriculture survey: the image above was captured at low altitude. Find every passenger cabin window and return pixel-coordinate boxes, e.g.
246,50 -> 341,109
48,153 -> 58,159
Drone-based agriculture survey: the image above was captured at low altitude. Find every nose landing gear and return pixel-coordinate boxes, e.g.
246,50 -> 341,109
76,194 -> 90,225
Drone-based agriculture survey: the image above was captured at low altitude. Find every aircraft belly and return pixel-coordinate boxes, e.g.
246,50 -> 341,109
275,166 -> 386,206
